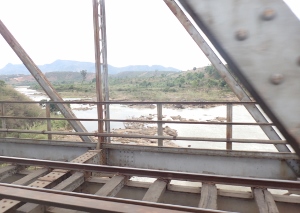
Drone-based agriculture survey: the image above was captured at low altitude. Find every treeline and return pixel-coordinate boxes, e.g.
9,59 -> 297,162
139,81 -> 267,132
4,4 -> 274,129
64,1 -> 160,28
27,64 -> 235,101
109,65 -> 229,93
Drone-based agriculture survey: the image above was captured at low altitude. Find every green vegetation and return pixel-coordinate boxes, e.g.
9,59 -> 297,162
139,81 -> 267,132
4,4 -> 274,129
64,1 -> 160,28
0,82 -> 44,130
106,65 -> 235,101
26,65 -> 236,101
3,64 -> 237,102
0,82 -> 71,139
80,70 -> 87,84
0,64 -> 238,140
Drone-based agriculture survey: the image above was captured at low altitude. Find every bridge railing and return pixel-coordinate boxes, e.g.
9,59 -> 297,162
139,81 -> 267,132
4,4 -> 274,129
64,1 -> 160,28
0,101 -> 284,151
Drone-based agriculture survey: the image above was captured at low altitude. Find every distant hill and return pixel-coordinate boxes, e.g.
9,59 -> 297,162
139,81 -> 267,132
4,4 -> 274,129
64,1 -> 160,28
0,60 -> 180,75
115,71 -> 178,78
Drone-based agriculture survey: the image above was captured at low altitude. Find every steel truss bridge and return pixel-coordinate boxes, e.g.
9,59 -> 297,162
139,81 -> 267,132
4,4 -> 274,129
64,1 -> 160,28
0,0 -> 299,212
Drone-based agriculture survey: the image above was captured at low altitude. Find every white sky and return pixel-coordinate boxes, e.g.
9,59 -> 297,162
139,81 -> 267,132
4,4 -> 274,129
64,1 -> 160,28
0,0 -> 299,71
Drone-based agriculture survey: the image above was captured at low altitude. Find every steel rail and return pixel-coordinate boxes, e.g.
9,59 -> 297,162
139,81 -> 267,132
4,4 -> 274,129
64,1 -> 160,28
0,183 -> 227,213
0,128 -> 286,144
0,116 -> 274,126
0,156 -> 299,190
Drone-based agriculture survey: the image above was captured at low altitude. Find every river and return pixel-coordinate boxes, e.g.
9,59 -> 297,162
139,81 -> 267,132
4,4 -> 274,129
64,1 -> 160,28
15,86 -> 279,152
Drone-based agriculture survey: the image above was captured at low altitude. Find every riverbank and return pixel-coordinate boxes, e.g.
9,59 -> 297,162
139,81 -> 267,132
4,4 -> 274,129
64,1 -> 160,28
14,86 -> 277,152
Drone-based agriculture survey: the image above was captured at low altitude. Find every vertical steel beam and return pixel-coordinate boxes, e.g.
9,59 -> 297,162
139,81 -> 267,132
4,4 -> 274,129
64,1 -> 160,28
164,0 -> 300,175
46,103 -> 52,140
93,0 -> 104,149
99,0 -> 111,139
1,103 -> 6,138
226,104 -> 233,150
0,20 -> 92,143
157,104 -> 163,146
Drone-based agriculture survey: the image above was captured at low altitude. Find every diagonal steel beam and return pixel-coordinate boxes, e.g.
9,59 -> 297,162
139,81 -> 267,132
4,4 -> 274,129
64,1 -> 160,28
175,0 -> 300,158
164,0 -> 300,175
0,19 -> 93,142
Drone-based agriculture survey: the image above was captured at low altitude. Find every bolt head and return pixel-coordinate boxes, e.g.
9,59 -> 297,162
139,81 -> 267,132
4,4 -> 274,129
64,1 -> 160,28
261,9 -> 276,21
235,30 -> 248,41
270,73 -> 284,85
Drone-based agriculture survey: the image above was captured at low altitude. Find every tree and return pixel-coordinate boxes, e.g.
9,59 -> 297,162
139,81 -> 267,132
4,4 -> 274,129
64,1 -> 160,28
205,65 -> 221,79
0,80 -> 5,87
80,70 -> 87,84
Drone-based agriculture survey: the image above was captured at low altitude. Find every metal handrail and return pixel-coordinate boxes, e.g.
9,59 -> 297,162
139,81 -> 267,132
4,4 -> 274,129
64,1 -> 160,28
0,128 -> 286,144
0,101 -> 256,104
0,100 -> 278,149
0,116 -> 273,126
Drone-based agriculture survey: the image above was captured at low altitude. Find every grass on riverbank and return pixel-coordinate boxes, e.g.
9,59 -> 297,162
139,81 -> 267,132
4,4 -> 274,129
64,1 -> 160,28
16,114 -> 72,140
0,81 -> 73,139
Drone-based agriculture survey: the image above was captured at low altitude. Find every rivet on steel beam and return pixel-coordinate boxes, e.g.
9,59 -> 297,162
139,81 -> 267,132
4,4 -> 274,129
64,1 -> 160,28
261,8 -> 276,21
270,73 -> 284,85
235,30 -> 248,41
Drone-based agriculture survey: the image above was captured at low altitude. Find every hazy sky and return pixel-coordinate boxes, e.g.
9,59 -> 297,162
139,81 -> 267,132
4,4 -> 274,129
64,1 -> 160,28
0,0 -> 299,71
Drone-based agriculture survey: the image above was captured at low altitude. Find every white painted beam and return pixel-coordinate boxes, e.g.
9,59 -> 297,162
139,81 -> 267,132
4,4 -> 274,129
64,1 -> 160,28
95,175 -> 126,197
142,179 -> 167,203
253,188 -> 279,213
199,183 -> 217,210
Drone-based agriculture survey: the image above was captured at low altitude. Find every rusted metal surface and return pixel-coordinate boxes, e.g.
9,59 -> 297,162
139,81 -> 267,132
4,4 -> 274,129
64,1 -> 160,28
103,143 -> 298,160
1,104 -> 6,138
0,151 -> 100,212
226,104 -> 233,150
0,138 -> 92,161
93,0 -> 104,149
176,0 -> 300,157
157,103 -> 163,146
46,103 -> 52,140
0,165 -> 20,181
0,184 -> 228,213
0,156 -> 300,190
13,168 -> 49,186
0,20 -> 92,143
17,172 -> 85,213
99,0 -> 111,137
0,169 -> 68,212
164,0 -> 300,175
